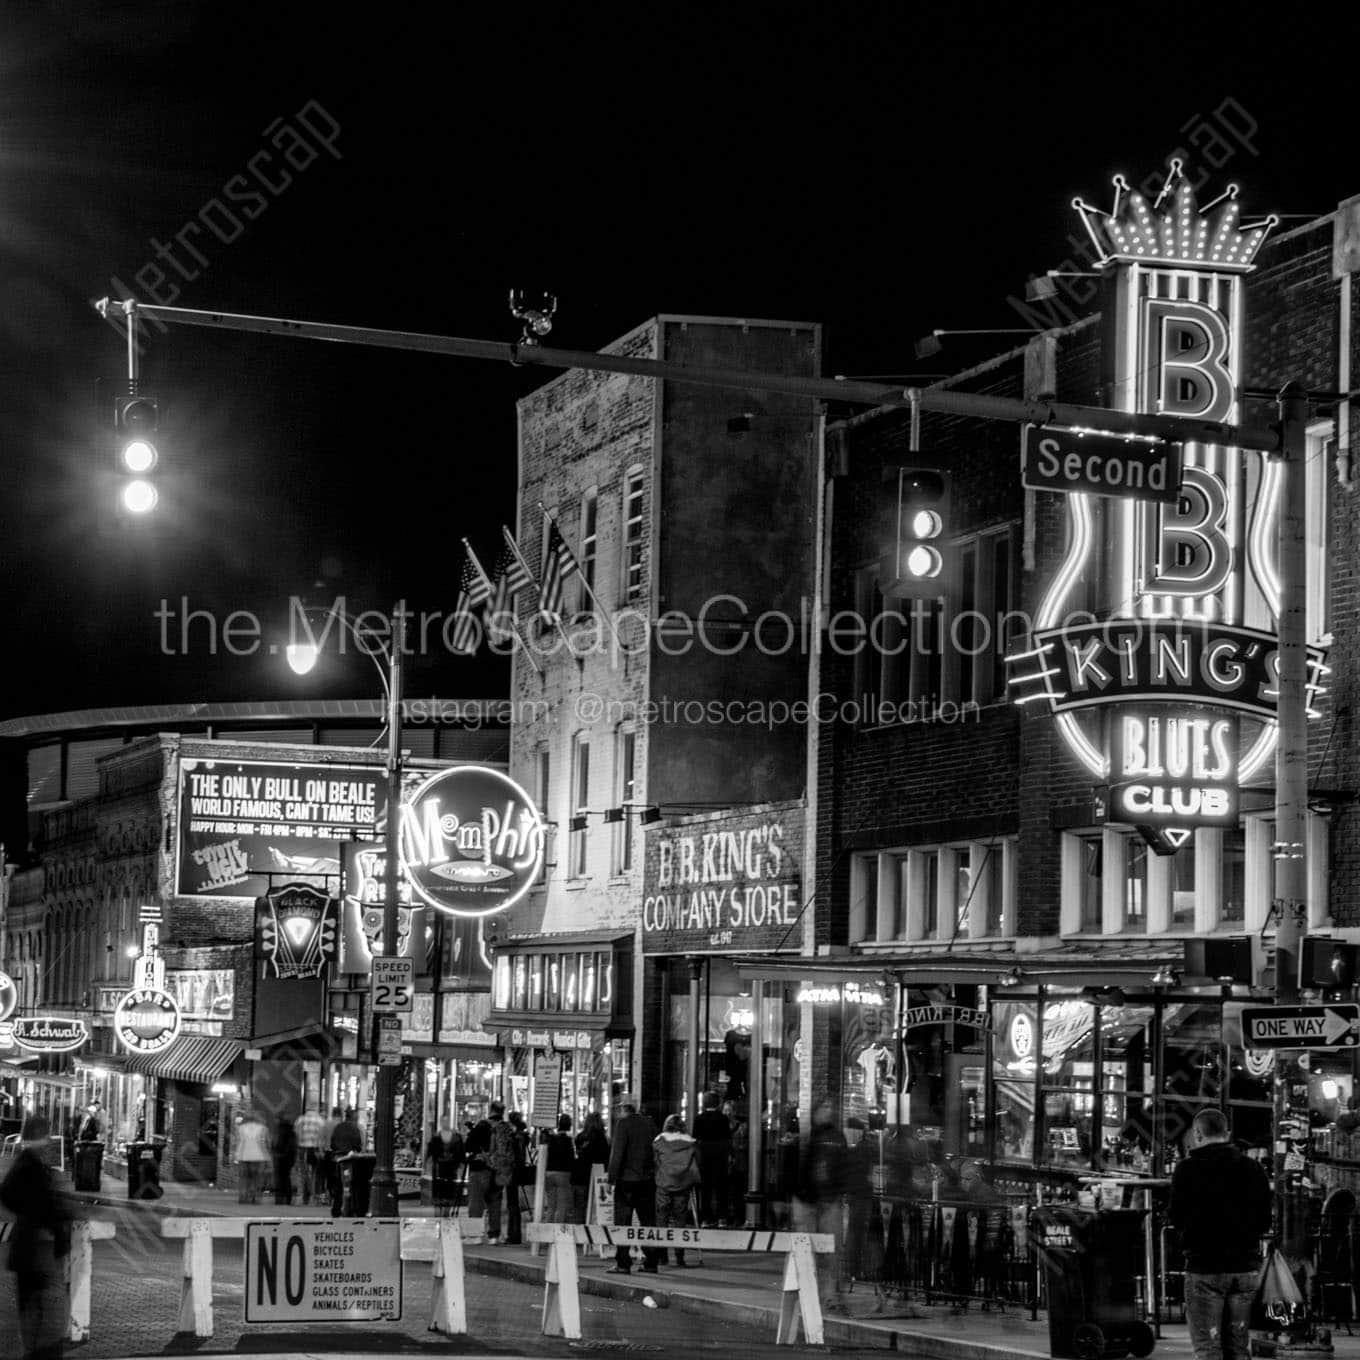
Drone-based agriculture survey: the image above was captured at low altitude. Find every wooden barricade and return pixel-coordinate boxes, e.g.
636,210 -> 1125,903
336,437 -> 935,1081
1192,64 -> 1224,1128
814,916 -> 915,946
161,1215 -> 476,1338
0,1218 -> 117,1343
526,1223 -> 835,1345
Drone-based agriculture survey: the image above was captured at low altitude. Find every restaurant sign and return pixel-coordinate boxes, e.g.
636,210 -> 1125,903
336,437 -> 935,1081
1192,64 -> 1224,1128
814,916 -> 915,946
114,987 -> 182,1054
399,767 -> 545,917
642,804 -> 803,954
14,1016 -> 88,1053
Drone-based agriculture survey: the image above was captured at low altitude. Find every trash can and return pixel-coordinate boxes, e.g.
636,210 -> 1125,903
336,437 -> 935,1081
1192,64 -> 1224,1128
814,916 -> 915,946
1032,1206 -> 1156,1360
337,1151 -> 377,1216
126,1141 -> 164,1199
74,1140 -> 104,1192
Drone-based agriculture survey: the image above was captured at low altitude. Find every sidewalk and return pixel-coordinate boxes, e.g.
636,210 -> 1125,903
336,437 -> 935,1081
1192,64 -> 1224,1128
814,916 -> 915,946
44,1172 -> 1360,1360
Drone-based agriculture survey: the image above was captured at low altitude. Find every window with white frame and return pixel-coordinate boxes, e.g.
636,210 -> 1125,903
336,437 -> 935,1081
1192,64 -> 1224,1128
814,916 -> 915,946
569,733 -> 590,878
576,488 -> 599,616
1060,813 -> 1324,935
614,726 -> 637,874
849,837 -> 1017,944
536,748 -> 551,883
621,467 -> 646,605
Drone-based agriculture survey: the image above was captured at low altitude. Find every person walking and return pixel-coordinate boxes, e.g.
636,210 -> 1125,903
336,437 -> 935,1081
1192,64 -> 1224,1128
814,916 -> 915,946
692,1091 -> 732,1226
1169,1108 -> 1272,1360
571,1111 -> 610,1224
235,1109 -> 271,1205
75,1101 -> 102,1143
606,1094 -> 662,1274
653,1113 -> 702,1266
505,1110 -> 530,1244
272,1115 -> 298,1206
294,1104 -> 325,1203
468,1101 -> 515,1242
425,1122 -> 465,1212
318,1105 -> 341,1205
329,1107 -> 365,1217
795,1097 -> 849,1312
1,1114 -> 72,1360
543,1113 -> 575,1223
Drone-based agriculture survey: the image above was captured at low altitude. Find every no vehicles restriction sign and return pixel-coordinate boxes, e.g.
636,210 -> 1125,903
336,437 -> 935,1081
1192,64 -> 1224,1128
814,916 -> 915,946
244,1219 -> 402,1322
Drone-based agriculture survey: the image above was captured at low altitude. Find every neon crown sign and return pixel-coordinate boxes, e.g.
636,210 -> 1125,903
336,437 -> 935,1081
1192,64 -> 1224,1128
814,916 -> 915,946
1008,161 -> 1326,839
1073,159 -> 1279,271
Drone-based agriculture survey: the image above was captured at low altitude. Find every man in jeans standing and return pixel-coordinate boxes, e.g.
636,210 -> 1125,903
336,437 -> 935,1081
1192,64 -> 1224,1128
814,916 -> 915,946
607,1095 -> 662,1274
1169,1108 -> 1272,1360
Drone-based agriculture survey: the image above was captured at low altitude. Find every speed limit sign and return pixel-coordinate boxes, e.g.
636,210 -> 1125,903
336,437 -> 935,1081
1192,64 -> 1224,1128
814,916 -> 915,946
371,957 -> 414,1013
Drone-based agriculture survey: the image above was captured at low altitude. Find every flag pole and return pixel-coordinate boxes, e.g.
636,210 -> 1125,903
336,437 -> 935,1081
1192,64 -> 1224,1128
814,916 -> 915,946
537,502 -> 622,648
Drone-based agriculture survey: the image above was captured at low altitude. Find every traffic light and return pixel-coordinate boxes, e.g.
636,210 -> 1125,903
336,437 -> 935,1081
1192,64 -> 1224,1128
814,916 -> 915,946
1302,938 -> 1359,995
880,467 -> 950,599
114,392 -> 160,514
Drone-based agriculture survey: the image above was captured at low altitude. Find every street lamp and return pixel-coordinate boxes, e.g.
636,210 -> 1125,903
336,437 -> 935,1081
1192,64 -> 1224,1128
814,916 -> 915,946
287,599 -> 407,1217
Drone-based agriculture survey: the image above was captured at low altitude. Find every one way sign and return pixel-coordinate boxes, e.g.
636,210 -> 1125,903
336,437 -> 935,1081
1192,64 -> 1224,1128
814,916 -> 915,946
1243,1004 -> 1360,1049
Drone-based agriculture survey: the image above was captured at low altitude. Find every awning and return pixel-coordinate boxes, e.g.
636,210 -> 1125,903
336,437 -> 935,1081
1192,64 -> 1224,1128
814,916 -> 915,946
731,941 -> 1180,989
122,1036 -> 244,1084
251,1022 -> 337,1057
491,930 -> 632,955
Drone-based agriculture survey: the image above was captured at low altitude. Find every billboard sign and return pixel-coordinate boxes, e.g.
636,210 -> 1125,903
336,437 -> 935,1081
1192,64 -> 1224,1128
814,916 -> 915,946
177,758 -> 383,898
165,969 -> 236,1021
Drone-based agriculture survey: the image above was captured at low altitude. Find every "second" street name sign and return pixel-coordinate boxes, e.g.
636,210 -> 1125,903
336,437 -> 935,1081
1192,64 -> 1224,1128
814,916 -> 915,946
1242,1004 -> 1360,1050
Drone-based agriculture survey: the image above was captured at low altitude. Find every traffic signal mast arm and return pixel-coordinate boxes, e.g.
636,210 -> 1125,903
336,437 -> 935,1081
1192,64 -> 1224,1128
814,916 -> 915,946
93,298 -> 1281,453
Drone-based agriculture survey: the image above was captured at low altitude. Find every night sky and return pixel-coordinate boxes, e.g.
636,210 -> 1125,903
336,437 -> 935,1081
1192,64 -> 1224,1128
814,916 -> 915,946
0,3 -> 1351,720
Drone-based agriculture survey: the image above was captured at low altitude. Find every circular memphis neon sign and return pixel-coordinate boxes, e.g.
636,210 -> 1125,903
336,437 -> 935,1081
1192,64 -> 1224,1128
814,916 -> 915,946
0,971 -> 17,1023
399,767 -> 545,918
1010,1013 -> 1034,1061
114,987 -> 182,1055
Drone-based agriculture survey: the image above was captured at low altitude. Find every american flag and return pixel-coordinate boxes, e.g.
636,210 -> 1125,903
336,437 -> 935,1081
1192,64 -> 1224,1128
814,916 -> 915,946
462,543 -> 494,607
539,518 -> 579,624
449,586 -> 477,654
451,548 -> 493,653
502,526 -> 535,596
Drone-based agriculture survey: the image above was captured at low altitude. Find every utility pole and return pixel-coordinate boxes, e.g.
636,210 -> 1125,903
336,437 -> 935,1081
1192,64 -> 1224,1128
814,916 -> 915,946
369,601 -> 406,1217
1273,384 -> 1311,1003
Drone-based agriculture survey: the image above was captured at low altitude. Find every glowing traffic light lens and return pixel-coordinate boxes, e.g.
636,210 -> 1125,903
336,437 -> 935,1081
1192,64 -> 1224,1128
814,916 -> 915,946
121,479 -> 158,514
121,439 -> 158,474
906,545 -> 942,578
911,509 -> 942,539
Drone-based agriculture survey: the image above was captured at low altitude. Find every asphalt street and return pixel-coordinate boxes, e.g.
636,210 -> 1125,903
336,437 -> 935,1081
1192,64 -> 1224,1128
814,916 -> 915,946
0,1224 -> 817,1359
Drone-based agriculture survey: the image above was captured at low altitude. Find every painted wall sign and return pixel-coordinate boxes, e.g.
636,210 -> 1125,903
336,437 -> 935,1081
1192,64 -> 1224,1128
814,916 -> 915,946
0,971 -> 16,1023
177,758 -> 383,897
14,1016 -> 89,1052
1022,426 -> 1182,503
114,987 -> 183,1054
257,883 -> 338,979
1006,166 -> 1324,836
1108,707 -> 1239,827
642,805 -> 803,954
165,969 -> 236,1021
399,767 -> 544,917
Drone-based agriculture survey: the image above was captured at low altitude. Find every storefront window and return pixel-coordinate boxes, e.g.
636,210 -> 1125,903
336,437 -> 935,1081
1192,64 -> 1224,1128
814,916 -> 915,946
1124,839 -> 1147,928
992,998 -> 1037,1162
528,954 -> 544,1011
1222,829 -> 1245,923
1079,836 -> 1101,932
512,956 -> 528,1010
1171,842 -> 1195,927
546,955 -> 561,1011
